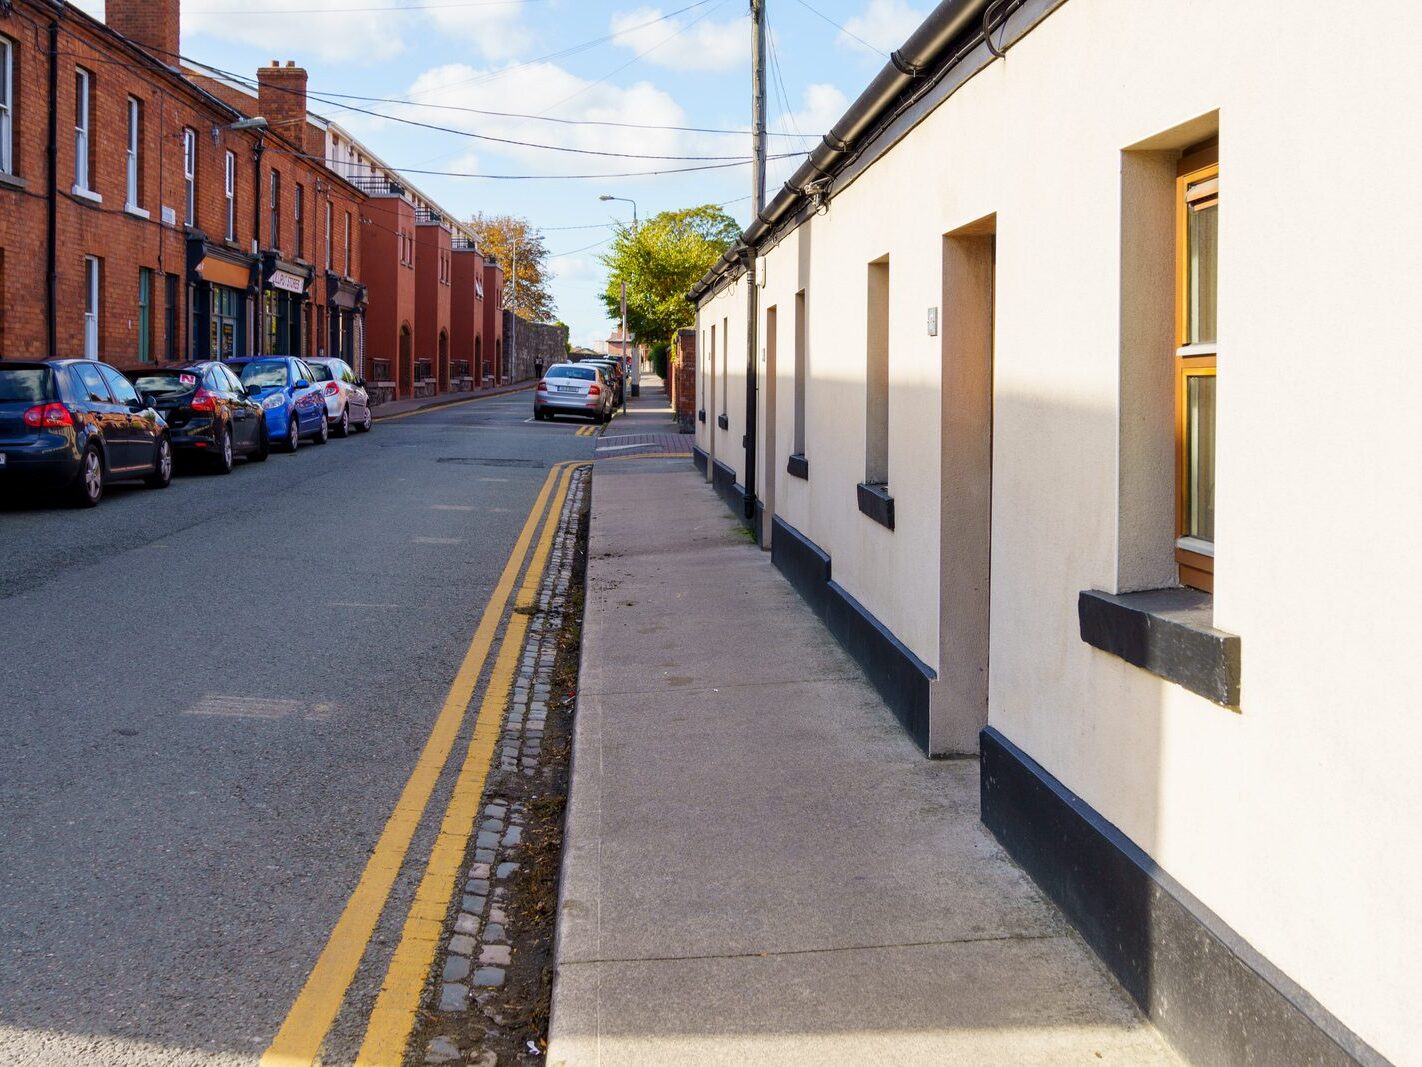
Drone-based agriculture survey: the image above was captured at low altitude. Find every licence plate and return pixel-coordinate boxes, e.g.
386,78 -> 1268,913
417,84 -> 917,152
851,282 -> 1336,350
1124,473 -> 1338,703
557,386 -> 579,393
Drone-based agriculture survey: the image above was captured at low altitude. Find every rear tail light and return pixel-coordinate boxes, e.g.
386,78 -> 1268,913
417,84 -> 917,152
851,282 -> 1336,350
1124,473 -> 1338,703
537,380 -> 550,392
190,388 -> 216,412
22,403 -> 74,428
588,384 -> 602,396
324,382 -> 340,396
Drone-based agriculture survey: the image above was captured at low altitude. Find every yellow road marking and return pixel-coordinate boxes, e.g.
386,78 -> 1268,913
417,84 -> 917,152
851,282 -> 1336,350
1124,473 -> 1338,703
378,386 -> 533,423
259,462 -> 564,1067
354,462 -> 583,1066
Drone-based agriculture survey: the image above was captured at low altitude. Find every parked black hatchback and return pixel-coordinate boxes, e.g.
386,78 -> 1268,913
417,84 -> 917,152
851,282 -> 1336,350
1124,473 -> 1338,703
0,359 -> 173,507
126,362 -> 268,473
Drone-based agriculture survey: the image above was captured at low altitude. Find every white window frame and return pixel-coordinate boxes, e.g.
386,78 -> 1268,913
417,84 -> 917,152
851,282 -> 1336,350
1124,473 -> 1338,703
224,150 -> 236,240
182,128 -> 196,226
125,97 -> 142,211
269,170 -> 280,248
325,200 -> 333,270
0,37 -> 14,177
74,68 -> 93,196
344,211 -> 351,275
294,182 -> 304,259
83,256 -> 100,359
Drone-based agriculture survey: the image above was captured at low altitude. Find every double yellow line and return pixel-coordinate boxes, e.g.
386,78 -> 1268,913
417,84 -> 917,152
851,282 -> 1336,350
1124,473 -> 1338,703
262,460 -> 584,1067
573,424 -> 600,438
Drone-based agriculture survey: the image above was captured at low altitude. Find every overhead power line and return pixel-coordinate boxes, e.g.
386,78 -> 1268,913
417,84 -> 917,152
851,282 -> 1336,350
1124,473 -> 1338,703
788,0 -> 889,57
266,146 -> 805,180
190,0 -> 547,13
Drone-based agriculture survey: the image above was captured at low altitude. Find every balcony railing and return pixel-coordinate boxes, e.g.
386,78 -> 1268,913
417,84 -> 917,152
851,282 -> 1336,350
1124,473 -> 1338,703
451,235 -> 479,252
415,207 -> 446,226
348,175 -> 406,197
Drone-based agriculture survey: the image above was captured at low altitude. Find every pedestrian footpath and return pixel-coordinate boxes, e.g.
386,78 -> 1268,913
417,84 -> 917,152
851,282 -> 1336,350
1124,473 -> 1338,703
546,380 -> 1180,1065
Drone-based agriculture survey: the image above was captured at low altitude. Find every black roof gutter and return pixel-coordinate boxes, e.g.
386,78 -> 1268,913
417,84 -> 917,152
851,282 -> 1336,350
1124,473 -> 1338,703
689,0 -> 994,303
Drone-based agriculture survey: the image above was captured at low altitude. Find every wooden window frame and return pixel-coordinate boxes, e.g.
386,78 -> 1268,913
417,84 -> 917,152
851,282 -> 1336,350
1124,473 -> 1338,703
1174,146 -> 1218,592
182,128 -> 196,226
0,36 -> 13,177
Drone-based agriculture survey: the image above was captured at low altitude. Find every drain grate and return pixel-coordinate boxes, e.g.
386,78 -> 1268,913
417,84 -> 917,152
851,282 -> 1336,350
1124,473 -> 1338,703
436,457 -> 545,469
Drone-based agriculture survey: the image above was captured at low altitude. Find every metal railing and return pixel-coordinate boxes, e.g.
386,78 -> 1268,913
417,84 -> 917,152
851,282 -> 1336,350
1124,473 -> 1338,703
372,358 -> 393,382
451,235 -> 479,252
415,359 -> 434,382
414,207 -> 446,226
453,360 -> 471,379
347,175 -> 406,197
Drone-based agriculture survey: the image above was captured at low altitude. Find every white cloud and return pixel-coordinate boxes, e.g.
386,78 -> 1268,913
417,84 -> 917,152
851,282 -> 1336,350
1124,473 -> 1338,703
837,0 -> 928,57
68,0 -> 531,65
765,82 -> 847,189
394,62 -> 695,178
609,6 -> 745,72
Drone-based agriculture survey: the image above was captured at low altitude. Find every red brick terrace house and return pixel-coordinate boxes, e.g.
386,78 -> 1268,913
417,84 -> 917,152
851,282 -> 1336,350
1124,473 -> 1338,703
414,207 -> 452,397
0,0 -> 363,367
480,256 -> 505,386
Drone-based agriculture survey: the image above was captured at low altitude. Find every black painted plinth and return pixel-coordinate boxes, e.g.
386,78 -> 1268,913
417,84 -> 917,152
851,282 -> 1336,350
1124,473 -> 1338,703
856,482 -> 895,529
770,515 -> 830,618
981,727 -> 1384,1067
691,446 -> 708,476
1078,588 -> 1240,705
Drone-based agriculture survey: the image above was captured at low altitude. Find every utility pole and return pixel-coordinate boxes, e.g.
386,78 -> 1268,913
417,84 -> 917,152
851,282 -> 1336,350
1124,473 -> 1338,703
744,0 -> 767,532
620,279 -> 629,408
510,239 -> 517,384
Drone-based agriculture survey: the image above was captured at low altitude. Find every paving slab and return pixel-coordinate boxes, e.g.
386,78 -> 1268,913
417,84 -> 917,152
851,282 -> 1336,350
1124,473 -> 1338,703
548,390 -> 1179,1066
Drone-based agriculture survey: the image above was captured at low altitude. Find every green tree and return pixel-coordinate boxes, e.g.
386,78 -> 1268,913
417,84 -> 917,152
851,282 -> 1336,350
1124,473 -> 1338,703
599,204 -> 741,347
466,214 -> 556,322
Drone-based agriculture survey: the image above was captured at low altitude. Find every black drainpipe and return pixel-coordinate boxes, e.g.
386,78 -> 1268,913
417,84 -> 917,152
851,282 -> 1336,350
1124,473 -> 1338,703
45,17 -> 59,358
252,136 -> 265,354
742,249 -> 758,530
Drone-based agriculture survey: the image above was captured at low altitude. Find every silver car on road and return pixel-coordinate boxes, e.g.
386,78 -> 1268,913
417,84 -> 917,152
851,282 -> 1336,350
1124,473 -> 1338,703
305,357 -> 373,436
534,363 -> 613,423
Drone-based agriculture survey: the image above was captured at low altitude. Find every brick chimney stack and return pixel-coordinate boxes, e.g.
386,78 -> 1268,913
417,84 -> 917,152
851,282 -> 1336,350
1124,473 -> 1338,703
257,61 -> 310,148
106,0 -> 181,64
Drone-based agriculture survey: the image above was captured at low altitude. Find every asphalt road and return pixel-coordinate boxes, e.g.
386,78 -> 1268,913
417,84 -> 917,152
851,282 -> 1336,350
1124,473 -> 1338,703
0,390 -> 598,1065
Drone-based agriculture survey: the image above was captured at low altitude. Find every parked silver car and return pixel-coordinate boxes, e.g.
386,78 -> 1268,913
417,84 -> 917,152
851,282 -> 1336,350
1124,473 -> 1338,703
304,357 -> 372,436
534,363 -> 613,423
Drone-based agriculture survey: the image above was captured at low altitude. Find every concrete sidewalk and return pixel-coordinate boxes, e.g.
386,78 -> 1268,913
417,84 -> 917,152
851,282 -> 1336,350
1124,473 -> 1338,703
547,387 -> 1179,1065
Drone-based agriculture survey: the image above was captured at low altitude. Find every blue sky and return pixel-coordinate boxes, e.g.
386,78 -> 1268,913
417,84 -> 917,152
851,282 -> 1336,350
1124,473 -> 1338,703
75,0 -> 932,347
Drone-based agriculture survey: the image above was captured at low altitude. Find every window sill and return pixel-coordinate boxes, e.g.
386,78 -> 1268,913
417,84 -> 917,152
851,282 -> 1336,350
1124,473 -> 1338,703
0,172 -> 28,192
71,185 -> 102,204
787,453 -> 808,480
717,413 -> 729,430
1078,587 -> 1241,706
124,203 -> 150,220
856,482 -> 894,529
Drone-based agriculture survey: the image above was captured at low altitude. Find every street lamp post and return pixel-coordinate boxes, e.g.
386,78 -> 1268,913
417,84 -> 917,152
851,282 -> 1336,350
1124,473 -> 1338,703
599,194 -> 639,397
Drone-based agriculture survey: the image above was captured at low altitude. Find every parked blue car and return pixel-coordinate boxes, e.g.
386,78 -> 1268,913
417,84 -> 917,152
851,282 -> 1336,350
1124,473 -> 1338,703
225,357 -> 329,453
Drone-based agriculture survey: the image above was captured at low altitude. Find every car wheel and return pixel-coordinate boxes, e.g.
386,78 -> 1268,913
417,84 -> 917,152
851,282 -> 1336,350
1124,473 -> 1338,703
334,406 -> 350,437
69,444 -> 103,508
249,422 -> 270,463
145,437 -> 174,489
284,416 -> 301,453
313,412 -> 329,444
213,427 -> 235,474
358,405 -> 373,432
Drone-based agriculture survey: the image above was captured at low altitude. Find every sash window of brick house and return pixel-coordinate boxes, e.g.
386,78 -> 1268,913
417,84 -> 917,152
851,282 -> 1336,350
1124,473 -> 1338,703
224,151 -> 236,240
125,98 -> 142,210
1,38 -> 16,177
182,128 -> 196,226
74,69 -> 94,194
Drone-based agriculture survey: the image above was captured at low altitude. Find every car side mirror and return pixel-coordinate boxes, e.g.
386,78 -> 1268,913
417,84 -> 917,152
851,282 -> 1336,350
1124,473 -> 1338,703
355,378 -> 366,388
293,380 -> 310,390
245,385 -> 261,397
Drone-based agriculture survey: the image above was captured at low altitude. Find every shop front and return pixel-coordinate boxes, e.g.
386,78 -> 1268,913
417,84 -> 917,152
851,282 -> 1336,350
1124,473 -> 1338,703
261,255 -> 313,357
326,272 -> 368,376
187,237 -> 256,361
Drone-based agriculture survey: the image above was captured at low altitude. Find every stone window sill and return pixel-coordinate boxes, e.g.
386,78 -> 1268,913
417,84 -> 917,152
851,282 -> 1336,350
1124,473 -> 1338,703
1078,587 -> 1241,706
71,185 -> 102,204
857,482 -> 894,529
0,172 -> 29,192
787,453 -> 808,480
717,413 -> 729,430
124,203 -> 150,220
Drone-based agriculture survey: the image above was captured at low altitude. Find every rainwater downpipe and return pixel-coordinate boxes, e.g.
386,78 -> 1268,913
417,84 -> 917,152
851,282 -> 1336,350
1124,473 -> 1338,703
45,17 -> 59,358
743,247 -> 757,528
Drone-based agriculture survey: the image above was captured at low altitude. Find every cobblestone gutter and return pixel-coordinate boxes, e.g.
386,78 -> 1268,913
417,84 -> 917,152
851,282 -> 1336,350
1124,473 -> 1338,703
413,466 -> 589,1066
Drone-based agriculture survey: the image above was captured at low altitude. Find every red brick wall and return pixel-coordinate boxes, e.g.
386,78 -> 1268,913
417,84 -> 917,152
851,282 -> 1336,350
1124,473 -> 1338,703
414,220 -> 452,390
449,248 -> 484,383
481,259 -> 504,384
362,195 -> 416,395
0,4 -> 364,368
672,329 -> 696,424
105,0 -> 179,66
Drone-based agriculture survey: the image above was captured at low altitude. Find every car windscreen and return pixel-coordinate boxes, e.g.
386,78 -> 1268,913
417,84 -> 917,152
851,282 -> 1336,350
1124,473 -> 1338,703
547,366 -> 596,381
237,362 -> 290,388
306,363 -> 335,382
129,370 -> 200,395
0,368 -> 52,403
